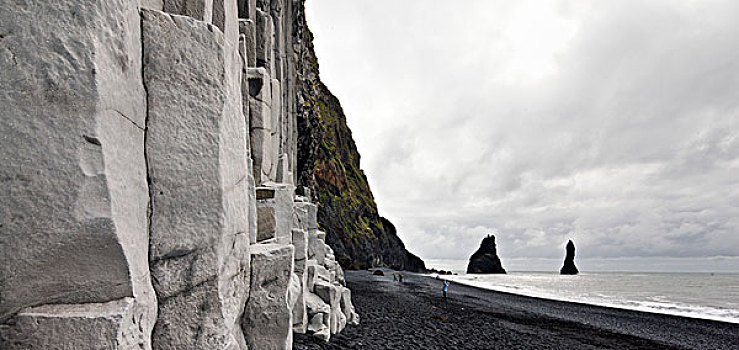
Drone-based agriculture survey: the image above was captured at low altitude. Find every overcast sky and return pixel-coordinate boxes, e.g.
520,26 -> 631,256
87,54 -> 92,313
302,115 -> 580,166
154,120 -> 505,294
305,0 -> 739,271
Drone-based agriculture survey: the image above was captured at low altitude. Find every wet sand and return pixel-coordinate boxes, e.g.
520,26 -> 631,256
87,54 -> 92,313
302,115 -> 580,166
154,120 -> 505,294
295,270 -> 739,350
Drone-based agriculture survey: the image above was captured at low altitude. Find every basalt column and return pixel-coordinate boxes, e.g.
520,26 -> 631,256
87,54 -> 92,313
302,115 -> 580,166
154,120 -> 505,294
1,0 -> 360,348
0,1 -> 157,348
142,9 -> 250,349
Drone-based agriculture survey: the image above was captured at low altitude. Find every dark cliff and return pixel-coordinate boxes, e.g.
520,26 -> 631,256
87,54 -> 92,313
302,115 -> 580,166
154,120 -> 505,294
294,10 -> 425,272
467,235 -> 507,274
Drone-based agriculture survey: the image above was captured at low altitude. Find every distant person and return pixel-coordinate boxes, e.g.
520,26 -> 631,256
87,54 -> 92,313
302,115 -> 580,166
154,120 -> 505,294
398,273 -> 404,283
393,273 -> 398,281
442,280 -> 450,299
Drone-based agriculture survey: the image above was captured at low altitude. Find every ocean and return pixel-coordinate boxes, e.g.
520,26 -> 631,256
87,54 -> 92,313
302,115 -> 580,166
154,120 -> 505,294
442,271 -> 739,324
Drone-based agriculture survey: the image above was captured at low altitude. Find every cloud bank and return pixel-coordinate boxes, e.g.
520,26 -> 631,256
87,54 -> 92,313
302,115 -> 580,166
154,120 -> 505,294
305,0 -> 739,267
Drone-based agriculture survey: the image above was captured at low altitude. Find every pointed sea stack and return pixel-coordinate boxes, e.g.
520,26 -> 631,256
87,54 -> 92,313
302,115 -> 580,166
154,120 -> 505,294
467,235 -> 507,274
560,240 -> 579,275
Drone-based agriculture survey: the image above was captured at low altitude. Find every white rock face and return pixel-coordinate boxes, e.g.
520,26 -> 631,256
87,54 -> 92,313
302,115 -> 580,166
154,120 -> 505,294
314,281 -> 343,335
294,202 -> 319,231
243,244 -> 294,350
270,79 -> 283,181
292,229 -> 309,333
163,0 -> 213,22
341,288 -> 360,326
308,230 -> 328,265
255,8 -> 275,74
142,9 -> 249,349
212,0 -> 239,46
1,0 -> 360,348
0,299 -> 146,350
0,0 -> 156,347
256,205 -> 277,242
239,19 -> 258,67
248,67 -> 274,184
256,184 -> 295,244
275,153 -> 290,184
246,164 -> 259,245
305,292 -> 331,341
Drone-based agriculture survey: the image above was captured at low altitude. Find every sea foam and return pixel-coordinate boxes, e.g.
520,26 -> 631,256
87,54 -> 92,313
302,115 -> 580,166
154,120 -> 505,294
440,272 -> 739,324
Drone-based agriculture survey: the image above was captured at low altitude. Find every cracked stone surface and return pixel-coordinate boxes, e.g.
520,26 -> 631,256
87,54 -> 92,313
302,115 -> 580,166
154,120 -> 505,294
292,228 -> 309,333
255,184 -> 295,244
243,243 -> 294,350
0,298 -> 147,350
163,0 -> 213,22
142,9 -> 249,350
0,1 -> 156,348
1,0 -> 360,348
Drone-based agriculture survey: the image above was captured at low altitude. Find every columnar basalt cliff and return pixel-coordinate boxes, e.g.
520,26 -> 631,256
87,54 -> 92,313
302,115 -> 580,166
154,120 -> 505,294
0,0 -> 360,348
294,40 -> 426,272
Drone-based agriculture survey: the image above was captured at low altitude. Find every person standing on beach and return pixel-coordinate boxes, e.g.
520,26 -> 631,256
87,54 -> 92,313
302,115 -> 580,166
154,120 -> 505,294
442,280 -> 450,299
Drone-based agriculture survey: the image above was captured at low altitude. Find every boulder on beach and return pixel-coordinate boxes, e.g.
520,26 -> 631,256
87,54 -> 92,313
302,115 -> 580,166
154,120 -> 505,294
467,235 -> 507,274
560,240 -> 579,275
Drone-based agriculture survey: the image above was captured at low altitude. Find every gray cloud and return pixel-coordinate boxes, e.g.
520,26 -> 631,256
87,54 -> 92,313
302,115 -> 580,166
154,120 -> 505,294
306,0 -> 739,268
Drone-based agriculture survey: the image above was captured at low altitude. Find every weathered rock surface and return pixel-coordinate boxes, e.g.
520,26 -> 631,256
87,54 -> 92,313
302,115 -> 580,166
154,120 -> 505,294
243,244 -> 294,350
305,293 -> 330,341
255,8 -> 275,73
292,229 -> 309,333
0,299 -> 145,350
467,235 -> 507,274
560,240 -> 580,275
248,67 -> 274,184
237,0 -> 256,21
239,19 -> 258,68
341,288 -> 360,326
308,230 -> 328,265
0,0 -> 156,347
142,9 -> 249,349
314,281 -> 342,334
256,184 -> 295,244
257,206 -> 277,241
294,202 -> 319,231
2,0 -> 379,347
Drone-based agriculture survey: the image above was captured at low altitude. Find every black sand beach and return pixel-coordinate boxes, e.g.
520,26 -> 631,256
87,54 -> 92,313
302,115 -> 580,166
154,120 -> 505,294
295,271 -> 739,350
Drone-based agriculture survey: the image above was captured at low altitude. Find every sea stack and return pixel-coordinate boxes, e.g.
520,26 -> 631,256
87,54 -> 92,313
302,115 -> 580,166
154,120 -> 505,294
560,240 -> 579,275
467,235 -> 507,274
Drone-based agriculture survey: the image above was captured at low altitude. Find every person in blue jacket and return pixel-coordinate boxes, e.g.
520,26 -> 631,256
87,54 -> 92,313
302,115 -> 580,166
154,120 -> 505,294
442,280 -> 450,298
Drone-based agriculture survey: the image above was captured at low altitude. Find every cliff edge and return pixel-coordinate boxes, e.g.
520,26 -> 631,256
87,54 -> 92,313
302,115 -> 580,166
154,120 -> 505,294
295,26 -> 426,272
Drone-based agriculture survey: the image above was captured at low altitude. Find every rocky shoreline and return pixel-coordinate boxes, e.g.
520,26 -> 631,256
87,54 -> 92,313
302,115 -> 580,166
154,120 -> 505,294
295,271 -> 739,350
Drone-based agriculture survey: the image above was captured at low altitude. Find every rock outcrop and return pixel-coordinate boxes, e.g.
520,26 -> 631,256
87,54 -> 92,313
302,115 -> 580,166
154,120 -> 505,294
0,1 -> 156,347
1,0 -> 360,348
243,244 -> 294,349
560,240 -> 580,275
142,10 -> 250,348
467,235 -> 507,274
